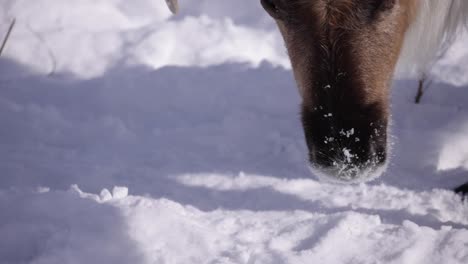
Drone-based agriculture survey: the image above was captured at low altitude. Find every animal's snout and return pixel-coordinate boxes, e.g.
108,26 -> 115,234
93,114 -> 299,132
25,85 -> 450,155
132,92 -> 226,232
308,132 -> 387,183
310,134 -> 386,167
302,103 -> 389,183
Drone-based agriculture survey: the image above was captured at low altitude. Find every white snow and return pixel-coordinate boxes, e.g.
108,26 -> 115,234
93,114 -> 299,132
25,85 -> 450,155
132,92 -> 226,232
0,0 -> 287,79
342,148 -> 354,163
1,0 -> 468,263
2,185 -> 468,264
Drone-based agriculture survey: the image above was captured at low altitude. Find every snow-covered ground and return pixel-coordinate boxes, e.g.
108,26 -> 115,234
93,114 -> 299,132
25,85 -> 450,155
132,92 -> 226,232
1,1 -> 468,263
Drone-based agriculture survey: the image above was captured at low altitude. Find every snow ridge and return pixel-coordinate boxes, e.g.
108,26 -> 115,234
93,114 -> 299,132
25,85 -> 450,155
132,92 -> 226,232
1,185 -> 467,264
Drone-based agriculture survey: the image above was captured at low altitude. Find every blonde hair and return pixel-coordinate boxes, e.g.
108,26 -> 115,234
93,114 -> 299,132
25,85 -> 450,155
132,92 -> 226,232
396,0 -> 468,77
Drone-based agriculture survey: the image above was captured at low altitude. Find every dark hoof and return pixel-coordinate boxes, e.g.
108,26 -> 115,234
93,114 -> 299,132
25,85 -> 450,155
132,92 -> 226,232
454,182 -> 468,198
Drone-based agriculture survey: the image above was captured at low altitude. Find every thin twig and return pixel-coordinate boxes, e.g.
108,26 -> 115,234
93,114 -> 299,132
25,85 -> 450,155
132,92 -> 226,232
0,18 -> 16,57
26,22 -> 57,76
414,73 -> 433,104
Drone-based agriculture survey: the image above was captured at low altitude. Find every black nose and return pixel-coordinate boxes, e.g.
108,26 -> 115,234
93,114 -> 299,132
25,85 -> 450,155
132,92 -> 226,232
309,135 -> 387,182
310,130 -> 387,168
302,103 -> 388,182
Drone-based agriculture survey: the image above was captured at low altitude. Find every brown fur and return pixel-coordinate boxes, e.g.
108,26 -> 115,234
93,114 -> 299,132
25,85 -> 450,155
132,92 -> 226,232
279,0 -> 419,106
270,0 -> 423,179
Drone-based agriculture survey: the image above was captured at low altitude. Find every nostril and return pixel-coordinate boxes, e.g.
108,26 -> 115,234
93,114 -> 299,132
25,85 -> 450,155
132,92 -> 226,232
316,155 -> 335,168
310,148 -> 337,168
369,141 -> 387,164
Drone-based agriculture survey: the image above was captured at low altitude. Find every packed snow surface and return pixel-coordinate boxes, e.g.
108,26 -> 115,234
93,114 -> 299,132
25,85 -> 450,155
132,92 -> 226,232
1,0 -> 468,263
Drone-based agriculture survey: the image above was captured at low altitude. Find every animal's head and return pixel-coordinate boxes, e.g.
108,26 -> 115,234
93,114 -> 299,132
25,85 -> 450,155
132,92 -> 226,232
165,0 -> 419,183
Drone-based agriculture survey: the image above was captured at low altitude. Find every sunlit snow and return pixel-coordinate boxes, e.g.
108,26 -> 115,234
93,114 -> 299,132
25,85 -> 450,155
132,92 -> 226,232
1,0 -> 468,263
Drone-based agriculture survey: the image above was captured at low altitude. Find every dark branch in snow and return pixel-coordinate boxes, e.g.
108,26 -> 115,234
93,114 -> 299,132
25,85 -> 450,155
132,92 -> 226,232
26,23 -> 58,76
0,18 -> 16,57
414,73 -> 433,104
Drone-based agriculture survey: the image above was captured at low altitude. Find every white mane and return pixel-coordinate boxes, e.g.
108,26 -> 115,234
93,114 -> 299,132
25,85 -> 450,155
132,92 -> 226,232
396,0 -> 468,78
